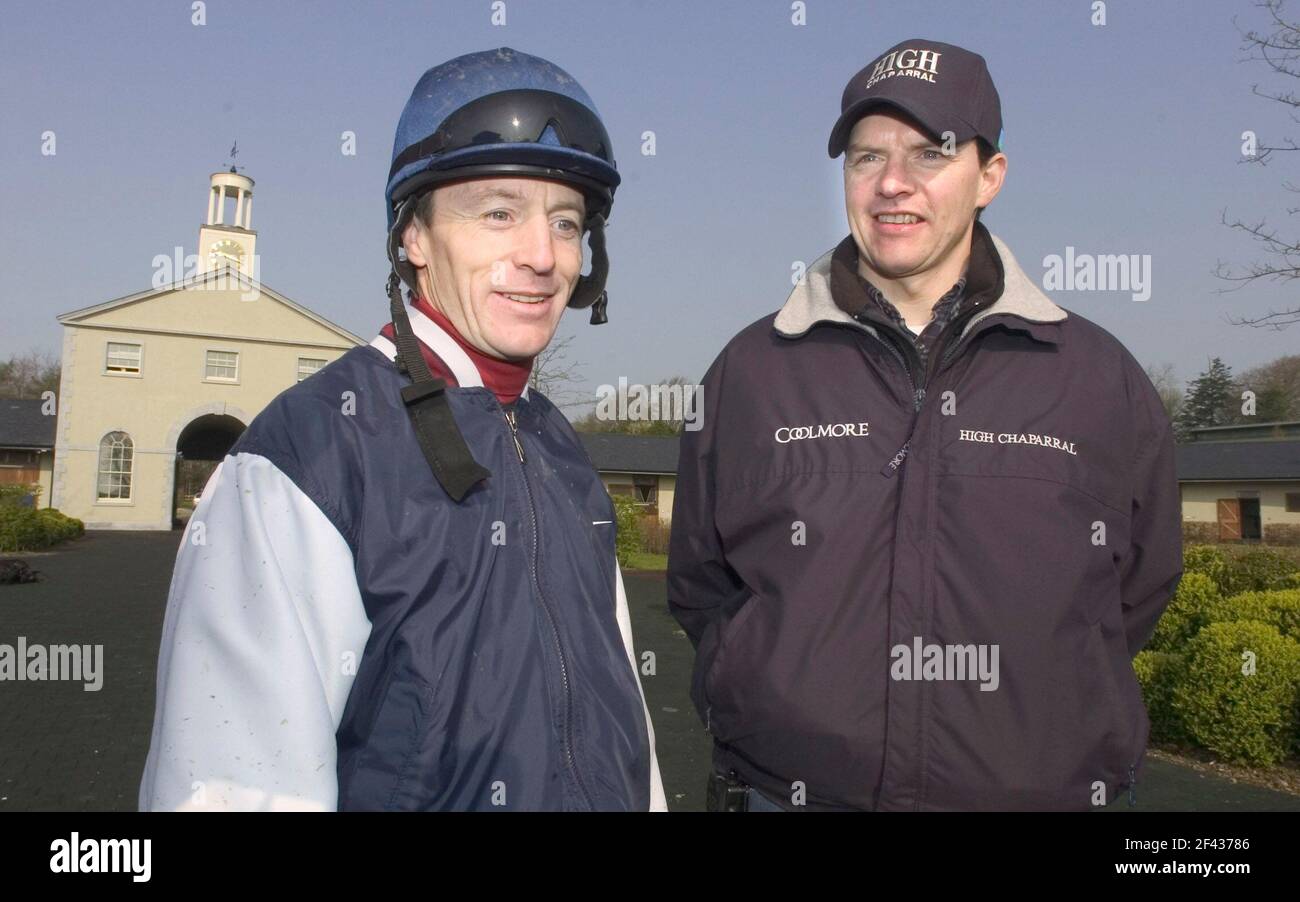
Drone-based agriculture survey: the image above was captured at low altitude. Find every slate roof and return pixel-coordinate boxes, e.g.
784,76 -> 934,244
578,433 -> 680,475
0,399 -> 57,450
1176,439 -> 1300,482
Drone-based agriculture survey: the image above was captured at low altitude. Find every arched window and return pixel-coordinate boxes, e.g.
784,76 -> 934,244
97,431 -> 133,500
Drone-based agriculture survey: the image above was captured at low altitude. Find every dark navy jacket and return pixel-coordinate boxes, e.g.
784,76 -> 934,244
669,224 -> 1183,811
140,306 -> 663,811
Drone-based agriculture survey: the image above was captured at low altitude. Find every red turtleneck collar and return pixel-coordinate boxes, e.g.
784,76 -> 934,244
379,295 -> 534,406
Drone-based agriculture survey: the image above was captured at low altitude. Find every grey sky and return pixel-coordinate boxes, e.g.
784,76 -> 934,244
2,0 -> 1295,408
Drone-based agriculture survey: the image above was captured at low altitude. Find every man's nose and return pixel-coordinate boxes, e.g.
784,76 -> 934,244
877,154 -> 915,197
513,212 -> 556,274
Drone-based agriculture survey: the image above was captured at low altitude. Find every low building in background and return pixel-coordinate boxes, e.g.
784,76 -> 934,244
1178,422 -> 1300,545
0,399 -> 56,506
579,433 -> 679,524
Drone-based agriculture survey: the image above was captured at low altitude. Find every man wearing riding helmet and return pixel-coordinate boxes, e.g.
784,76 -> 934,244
140,47 -> 666,811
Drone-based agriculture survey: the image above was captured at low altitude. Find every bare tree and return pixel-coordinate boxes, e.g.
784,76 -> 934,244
1144,362 -> 1185,422
572,375 -> 693,435
1232,352 -> 1300,419
527,334 -> 585,407
1217,0 -> 1300,327
0,348 -> 61,400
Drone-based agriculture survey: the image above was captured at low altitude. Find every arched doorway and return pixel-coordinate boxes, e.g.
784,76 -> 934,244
172,413 -> 245,528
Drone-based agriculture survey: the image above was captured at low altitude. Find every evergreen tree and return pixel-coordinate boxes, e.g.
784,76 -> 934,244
1176,357 -> 1234,440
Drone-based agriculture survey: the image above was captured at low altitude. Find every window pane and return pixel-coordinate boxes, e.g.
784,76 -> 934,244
97,431 -> 133,499
297,357 -> 326,382
106,342 -> 141,372
205,350 -> 238,379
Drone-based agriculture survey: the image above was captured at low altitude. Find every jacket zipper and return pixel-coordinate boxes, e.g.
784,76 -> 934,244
505,408 -> 526,462
503,406 -> 595,809
852,302 -> 989,807
853,312 -> 925,411
856,302 -> 994,416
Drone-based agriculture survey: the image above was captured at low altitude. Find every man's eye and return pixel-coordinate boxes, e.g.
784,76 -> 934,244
554,218 -> 579,234
487,210 -> 511,222
921,149 -> 944,161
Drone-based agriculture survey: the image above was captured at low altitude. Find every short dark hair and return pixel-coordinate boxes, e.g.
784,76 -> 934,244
973,137 -> 997,223
413,190 -> 434,229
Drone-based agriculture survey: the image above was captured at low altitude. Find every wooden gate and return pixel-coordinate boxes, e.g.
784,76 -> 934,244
1216,498 -> 1241,541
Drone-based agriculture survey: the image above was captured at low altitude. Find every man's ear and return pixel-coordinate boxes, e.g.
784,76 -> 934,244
976,153 -> 1007,211
402,217 -> 429,268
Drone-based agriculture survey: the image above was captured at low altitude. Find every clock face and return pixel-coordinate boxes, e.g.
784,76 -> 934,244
209,239 -> 244,269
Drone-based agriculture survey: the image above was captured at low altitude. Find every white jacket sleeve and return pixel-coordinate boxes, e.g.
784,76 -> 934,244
614,560 -> 668,811
138,452 -> 372,811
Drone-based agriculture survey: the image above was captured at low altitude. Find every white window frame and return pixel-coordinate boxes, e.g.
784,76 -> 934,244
95,431 -> 134,503
296,356 -> 327,382
104,341 -> 143,377
632,475 -> 658,507
204,348 -> 240,383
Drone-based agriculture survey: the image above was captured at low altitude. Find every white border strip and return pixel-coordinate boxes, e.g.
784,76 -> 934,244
368,304 -> 531,399
368,334 -> 397,360
406,305 -> 483,388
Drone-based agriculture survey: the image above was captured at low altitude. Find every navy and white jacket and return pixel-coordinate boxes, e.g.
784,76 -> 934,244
139,302 -> 665,811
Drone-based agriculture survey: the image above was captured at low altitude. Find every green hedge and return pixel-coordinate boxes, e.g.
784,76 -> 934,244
0,483 -> 42,508
1205,590 -> 1300,642
1223,549 -> 1300,594
612,494 -> 642,570
1148,571 -> 1220,652
1136,548 -> 1300,765
1170,620 -> 1300,766
1183,544 -> 1231,592
0,506 -> 85,552
1132,650 -> 1188,744
1182,545 -> 1300,595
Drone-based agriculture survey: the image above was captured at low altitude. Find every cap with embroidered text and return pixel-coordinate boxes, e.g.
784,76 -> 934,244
828,38 -> 1003,158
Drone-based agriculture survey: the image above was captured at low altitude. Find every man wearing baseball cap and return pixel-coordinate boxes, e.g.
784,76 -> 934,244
669,39 -> 1182,811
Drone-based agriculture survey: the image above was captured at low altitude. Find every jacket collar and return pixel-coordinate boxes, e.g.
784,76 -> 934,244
369,300 -> 532,401
774,222 -> 1067,346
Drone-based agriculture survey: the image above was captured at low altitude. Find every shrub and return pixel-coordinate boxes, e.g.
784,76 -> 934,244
0,483 -> 41,509
1133,650 -> 1188,744
1222,548 -> 1300,595
1171,620 -> 1300,766
1183,545 -> 1230,593
1148,571 -> 1220,652
0,506 -> 84,552
1206,589 -> 1300,642
612,494 -> 642,569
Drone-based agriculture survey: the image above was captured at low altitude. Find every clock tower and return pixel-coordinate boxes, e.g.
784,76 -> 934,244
198,168 -> 257,277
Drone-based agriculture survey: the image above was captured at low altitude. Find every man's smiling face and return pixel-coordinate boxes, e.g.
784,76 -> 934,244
843,110 -> 1005,284
403,176 -> 587,360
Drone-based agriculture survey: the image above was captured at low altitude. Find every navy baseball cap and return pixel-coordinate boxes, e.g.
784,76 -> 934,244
828,39 -> 1004,158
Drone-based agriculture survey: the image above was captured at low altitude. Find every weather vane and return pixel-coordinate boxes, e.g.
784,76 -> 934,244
226,141 -> 244,174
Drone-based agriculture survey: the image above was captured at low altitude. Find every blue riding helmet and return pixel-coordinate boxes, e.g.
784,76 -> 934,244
385,47 -> 619,321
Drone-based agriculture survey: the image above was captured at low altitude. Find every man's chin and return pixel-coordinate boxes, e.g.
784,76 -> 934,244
487,329 -> 554,361
860,248 -> 933,280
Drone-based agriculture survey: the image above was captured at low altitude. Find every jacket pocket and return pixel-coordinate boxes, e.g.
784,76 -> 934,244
702,593 -> 763,739
1088,619 -> 1145,794
349,673 -> 443,811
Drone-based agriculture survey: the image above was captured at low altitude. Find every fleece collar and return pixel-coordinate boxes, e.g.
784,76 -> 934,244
774,224 -> 1067,346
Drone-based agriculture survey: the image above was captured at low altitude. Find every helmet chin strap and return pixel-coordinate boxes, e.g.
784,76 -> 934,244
570,213 -> 610,324
385,196 -> 491,502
